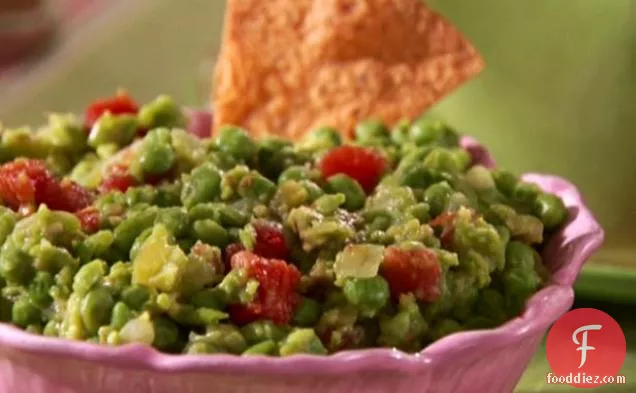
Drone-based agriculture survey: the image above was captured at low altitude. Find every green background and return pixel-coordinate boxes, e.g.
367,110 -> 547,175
0,0 -> 633,391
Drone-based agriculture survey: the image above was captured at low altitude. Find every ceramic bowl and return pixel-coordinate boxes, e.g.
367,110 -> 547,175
0,111 -> 604,393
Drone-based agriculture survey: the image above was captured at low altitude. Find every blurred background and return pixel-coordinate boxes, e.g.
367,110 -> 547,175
0,0 -> 634,391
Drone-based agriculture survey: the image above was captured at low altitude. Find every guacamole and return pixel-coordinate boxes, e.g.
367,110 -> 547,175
0,93 -> 568,356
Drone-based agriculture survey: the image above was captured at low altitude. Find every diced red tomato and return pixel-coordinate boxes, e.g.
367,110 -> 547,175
0,159 -> 52,212
229,251 -> 301,325
76,206 -> 101,233
252,221 -> 290,260
318,145 -> 387,193
0,159 -> 93,214
51,179 -> 95,212
428,212 -> 456,249
100,164 -> 137,193
381,246 -> 442,303
84,91 -> 139,130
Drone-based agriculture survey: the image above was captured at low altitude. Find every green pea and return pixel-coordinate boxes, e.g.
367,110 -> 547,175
138,128 -> 175,175
87,113 -> 138,148
300,180 -> 324,202
188,203 -> 248,227
81,287 -> 115,335
95,143 -> 119,159
0,244 -> 35,285
313,194 -> 346,215
215,126 -> 257,161
195,308 -> 229,325
192,219 -> 230,248
154,181 -> 182,207
72,260 -> 108,296
513,182 -> 541,211
190,287 -> 226,309
278,166 -> 309,185
43,320 -> 59,336
430,318 -> 462,340
391,120 -> 410,145
42,113 -> 87,155
217,205 -> 249,227
103,263 -> 131,295
76,230 -> 115,264
129,228 -> 153,261
33,242 -> 78,274
155,207 -> 190,238
492,170 -> 518,197
200,324 -> 247,354
28,271 -> 54,308
533,193 -> 568,230
279,329 -> 327,356
343,276 -> 389,318
205,149 -> 238,171
138,95 -> 187,130
363,209 -> 395,232
216,270 -> 249,304
153,317 -> 181,352
423,147 -> 468,174
503,241 -> 541,298
113,208 -> 157,252
409,117 -> 459,147
398,144 -> 433,168
241,320 -> 289,344
181,163 -> 222,208
424,181 -> 453,217
355,119 -> 390,141
300,126 -> 342,151
125,185 -> 157,206
188,203 -> 218,222
326,174 -> 365,211
0,207 -> 17,247
256,138 -> 295,180
53,265 -> 75,297
185,341 -> 222,354
110,301 -> 134,330
242,340 -> 277,356
293,297 -> 321,327
121,284 -> 153,310
406,203 -> 430,223
12,297 -> 41,327
378,295 -> 428,350
399,162 -> 434,189
237,173 -> 277,202
475,289 -> 508,324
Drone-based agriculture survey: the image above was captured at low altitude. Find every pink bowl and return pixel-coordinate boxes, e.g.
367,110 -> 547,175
0,111 -> 604,393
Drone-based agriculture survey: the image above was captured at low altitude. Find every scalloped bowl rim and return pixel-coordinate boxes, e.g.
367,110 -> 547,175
0,113 -> 605,377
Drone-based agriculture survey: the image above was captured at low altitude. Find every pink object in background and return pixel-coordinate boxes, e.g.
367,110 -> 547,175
0,0 -> 56,68
0,111 -> 604,393
0,0 -> 101,77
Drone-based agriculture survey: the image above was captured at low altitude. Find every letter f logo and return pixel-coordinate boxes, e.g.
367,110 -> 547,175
572,324 -> 602,368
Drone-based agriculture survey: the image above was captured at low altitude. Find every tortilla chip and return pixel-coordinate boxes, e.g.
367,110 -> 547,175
213,0 -> 484,140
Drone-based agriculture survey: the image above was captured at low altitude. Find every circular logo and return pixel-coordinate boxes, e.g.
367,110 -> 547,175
546,308 -> 626,388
